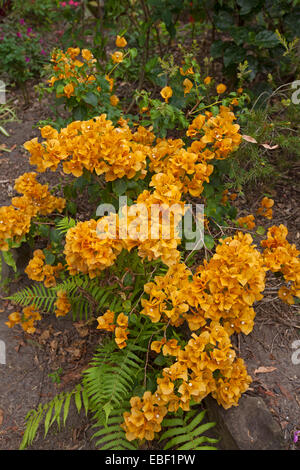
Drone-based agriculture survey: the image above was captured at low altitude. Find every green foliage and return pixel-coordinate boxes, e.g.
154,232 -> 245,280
228,100 -> 300,190
200,0 -> 300,81
19,385 -> 88,450
19,337 -> 146,450
42,46 -> 139,127
7,283 -> 58,313
48,367 -> 63,384
82,339 -> 144,423
19,335 -> 218,450
11,0 -> 61,24
6,272 -> 124,320
55,216 -> 76,235
91,409 -> 139,450
0,21 -> 47,88
2,249 -> 17,272
160,408 -> 218,450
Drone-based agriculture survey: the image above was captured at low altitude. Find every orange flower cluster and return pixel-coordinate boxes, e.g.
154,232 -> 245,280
149,137 -> 214,198
54,290 -> 71,317
123,323 -> 251,440
237,214 -> 256,230
96,310 -> 128,348
25,249 -> 64,287
261,224 -> 300,304
0,173 -> 65,251
141,262 -> 194,327
13,172 -> 66,216
146,107 -> 241,198
48,47 -> 98,98
123,172 -> 184,266
122,391 -> 168,441
24,116 -> 151,182
257,197 -> 274,219
0,205 -> 31,251
5,304 -> 41,334
96,309 -> 116,332
141,232 -> 266,336
186,106 -> 242,160
192,232 -> 266,336
64,215 -> 125,278
115,313 -> 129,349
64,171 -> 184,274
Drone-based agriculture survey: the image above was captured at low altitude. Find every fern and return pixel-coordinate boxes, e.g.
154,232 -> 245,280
82,339 -> 144,423
56,217 -> 76,234
7,283 -> 57,313
19,385 -> 88,450
7,274 -> 124,320
91,409 -> 139,450
54,275 -> 124,320
160,408 -> 218,450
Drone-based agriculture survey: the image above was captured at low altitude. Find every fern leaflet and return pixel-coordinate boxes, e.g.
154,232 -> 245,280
160,408 -> 218,450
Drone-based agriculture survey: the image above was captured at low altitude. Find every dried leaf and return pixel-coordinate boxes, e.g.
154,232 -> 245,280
73,322 -> 89,337
277,384 -> 293,400
261,143 -> 279,150
0,409 -> 3,427
254,366 -> 277,374
242,134 -> 257,143
50,340 -> 58,351
40,329 -> 50,342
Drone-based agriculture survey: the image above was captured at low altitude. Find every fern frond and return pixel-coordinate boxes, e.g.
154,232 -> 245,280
91,409 -> 139,450
19,385 -> 88,450
7,283 -> 57,313
160,409 -> 218,450
53,275 -> 123,320
56,216 -> 76,234
82,339 -> 144,422
8,274 -> 124,321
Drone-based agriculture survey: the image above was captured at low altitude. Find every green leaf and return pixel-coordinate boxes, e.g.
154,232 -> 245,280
83,92 -> 99,107
223,44 -> 245,68
236,0 -> 259,15
55,84 -> 64,95
50,228 -> 63,244
2,250 -> 17,272
44,402 -> 54,437
256,226 -> 266,235
67,201 -> 77,215
44,250 -> 56,265
63,394 -> 72,426
112,179 -> 127,196
204,234 -> 215,250
74,387 -> 82,414
210,40 -> 225,58
254,30 -> 279,48
103,402 -> 113,425
153,355 -> 168,366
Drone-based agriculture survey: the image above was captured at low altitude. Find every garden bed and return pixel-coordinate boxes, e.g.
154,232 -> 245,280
0,0 -> 299,452
0,84 -> 299,450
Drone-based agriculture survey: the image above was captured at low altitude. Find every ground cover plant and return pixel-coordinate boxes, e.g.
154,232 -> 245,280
0,0 -> 299,451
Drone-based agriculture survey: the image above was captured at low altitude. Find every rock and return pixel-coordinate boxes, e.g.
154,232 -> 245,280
204,395 -> 286,450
